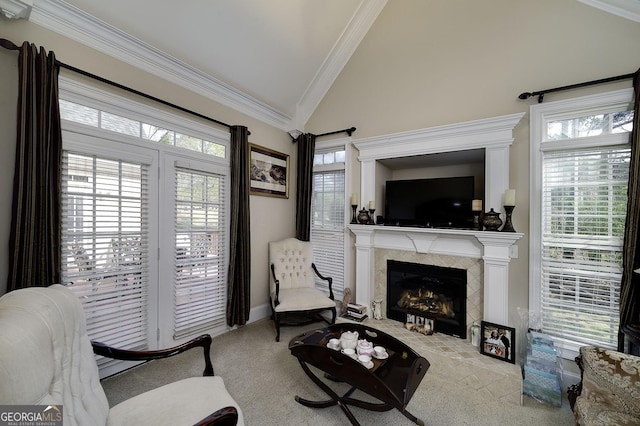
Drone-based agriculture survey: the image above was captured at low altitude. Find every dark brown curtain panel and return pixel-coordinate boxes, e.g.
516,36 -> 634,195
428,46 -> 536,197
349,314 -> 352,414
227,125 -> 251,326
7,42 -> 62,292
295,133 -> 316,241
619,69 -> 640,350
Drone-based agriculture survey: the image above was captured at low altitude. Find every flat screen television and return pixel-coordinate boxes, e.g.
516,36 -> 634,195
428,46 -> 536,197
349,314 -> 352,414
384,176 -> 475,228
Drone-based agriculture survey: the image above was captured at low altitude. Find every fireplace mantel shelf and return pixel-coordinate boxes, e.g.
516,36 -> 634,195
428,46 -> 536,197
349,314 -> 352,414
347,224 -> 523,259
348,224 -> 523,325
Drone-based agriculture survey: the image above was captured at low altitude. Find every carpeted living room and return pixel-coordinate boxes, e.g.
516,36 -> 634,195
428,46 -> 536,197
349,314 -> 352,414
100,318 -> 576,425
1,1 -> 640,425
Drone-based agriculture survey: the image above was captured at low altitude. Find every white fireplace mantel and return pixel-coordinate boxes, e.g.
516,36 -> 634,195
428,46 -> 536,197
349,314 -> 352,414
349,112 -> 526,326
352,112 -> 525,224
348,225 -> 523,325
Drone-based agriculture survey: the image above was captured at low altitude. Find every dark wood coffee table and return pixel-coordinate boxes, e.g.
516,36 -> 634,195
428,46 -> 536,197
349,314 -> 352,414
289,323 -> 430,426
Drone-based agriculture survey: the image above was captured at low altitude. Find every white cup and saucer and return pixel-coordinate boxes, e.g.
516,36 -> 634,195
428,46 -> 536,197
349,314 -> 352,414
373,346 -> 388,360
327,338 -> 341,350
357,354 -> 374,369
341,348 -> 357,359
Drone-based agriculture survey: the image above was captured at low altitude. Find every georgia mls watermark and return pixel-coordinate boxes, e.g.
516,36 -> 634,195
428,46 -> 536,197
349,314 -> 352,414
0,405 -> 63,426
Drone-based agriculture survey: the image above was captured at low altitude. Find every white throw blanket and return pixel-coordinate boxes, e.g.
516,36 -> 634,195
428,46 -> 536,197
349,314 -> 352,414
0,285 -> 110,425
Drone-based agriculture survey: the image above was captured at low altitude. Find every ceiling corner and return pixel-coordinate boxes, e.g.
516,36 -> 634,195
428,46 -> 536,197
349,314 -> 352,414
29,0 -> 292,130
294,0 -> 387,129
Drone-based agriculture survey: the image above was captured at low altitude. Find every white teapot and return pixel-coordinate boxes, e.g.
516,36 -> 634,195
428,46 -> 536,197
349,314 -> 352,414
339,331 -> 359,350
357,339 -> 374,356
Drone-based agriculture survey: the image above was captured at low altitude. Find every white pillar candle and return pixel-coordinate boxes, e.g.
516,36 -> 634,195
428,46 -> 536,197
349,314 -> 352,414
368,200 -> 375,210
504,189 -> 516,206
472,199 -> 482,211
351,193 -> 359,206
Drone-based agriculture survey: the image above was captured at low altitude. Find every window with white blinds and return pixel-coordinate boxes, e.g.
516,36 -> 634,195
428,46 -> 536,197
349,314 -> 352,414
61,151 -> 150,369
531,89 -> 634,354
311,146 -> 346,296
173,167 -> 227,338
541,146 -> 630,348
58,75 -> 231,375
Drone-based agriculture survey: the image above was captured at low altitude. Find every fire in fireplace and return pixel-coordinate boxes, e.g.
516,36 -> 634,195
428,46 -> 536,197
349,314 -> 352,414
386,260 -> 467,338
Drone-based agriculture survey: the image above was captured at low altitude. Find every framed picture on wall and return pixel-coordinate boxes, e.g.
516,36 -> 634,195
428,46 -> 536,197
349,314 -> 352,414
249,143 -> 289,198
480,321 -> 515,364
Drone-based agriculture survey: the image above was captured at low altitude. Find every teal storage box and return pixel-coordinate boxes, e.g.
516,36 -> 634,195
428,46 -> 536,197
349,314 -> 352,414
524,365 -> 560,389
525,357 -> 557,375
523,380 -> 562,407
531,340 -> 557,362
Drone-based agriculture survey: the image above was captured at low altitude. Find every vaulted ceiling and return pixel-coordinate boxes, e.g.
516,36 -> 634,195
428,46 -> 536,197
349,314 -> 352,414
17,0 -> 387,130
2,0 -> 638,131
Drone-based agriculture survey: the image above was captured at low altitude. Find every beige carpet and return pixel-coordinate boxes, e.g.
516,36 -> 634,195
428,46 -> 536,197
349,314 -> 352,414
101,319 -> 575,425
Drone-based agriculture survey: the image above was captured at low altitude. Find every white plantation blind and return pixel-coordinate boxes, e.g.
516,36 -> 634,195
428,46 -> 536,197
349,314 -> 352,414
173,167 -> 227,338
62,151 -> 150,367
311,157 -> 346,294
541,146 -> 630,348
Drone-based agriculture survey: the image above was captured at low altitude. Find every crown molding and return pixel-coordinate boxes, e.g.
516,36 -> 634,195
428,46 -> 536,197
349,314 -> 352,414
578,0 -> 640,23
29,0 -> 291,129
353,113 -> 525,162
294,0 -> 387,129
0,0 -> 32,19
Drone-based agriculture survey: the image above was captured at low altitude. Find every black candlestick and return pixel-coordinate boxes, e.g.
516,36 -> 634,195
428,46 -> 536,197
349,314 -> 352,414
501,205 -> 516,232
350,204 -> 358,224
472,212 -> 481,230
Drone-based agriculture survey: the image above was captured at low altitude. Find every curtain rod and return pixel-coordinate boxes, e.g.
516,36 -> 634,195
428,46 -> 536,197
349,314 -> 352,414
290,126 -> 356,142
317,127 -> 356,138
0,38 -> 234,130
518,72 -> 636,103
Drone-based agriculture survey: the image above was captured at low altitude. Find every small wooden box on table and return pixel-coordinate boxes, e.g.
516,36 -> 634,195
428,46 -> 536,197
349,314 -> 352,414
289,323 -> 430,426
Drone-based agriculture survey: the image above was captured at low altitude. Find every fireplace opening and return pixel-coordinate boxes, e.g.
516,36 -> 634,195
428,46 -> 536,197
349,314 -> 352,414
386,260 -> 467,338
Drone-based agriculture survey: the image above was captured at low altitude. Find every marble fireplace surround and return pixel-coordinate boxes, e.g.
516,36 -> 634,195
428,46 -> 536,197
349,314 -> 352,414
349,112 -> 526,326
348,225 -> 522,327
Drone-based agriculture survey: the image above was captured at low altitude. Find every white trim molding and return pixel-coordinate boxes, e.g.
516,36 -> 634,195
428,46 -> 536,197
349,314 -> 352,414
348,225 -> 523,326
0,0 -> 32,19
578,0 -> 640,23
352,112 -> 525,224
28,0 -> 386,131
30,0 -> 291,129
294,0 -> 387,129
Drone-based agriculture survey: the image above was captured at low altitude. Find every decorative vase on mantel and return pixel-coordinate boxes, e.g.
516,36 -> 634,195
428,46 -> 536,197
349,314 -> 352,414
357,208 -> 371,225
482,208 -> 502,231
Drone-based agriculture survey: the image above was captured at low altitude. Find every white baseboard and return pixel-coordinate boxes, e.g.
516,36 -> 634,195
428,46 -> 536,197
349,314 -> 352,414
248,302 -> 271,324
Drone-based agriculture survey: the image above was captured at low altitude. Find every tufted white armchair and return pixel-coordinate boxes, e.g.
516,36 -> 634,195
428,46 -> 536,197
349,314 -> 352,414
269,238 -> 336,341
0,284 -> 243,426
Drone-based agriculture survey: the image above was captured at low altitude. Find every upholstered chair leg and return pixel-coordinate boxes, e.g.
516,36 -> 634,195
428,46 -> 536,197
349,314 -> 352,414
275,315 -> 281,342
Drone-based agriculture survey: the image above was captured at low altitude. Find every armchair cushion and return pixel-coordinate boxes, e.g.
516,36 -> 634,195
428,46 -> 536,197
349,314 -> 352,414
108,377 -> 242,425
272,288 -> 336,312
573,346 -> 640,425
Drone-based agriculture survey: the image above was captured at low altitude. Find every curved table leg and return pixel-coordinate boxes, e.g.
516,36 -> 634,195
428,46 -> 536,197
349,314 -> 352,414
295,359 -> 426,425
296,359 -> 362,425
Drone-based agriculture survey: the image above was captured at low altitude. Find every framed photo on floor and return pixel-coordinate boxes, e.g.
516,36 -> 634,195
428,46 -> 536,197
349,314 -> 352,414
405,311 -> 434,335
249,143 -> 289,198
480,321 -> 515,364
